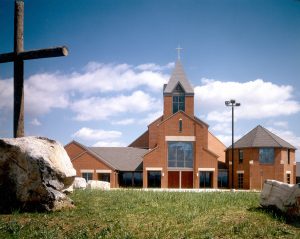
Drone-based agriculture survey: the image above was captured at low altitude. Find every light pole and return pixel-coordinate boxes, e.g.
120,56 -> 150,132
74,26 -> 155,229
225,99 -> 241,189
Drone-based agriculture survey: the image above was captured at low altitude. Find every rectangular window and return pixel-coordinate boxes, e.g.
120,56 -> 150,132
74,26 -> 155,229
98,173 -> 110,183
218,169 -> 228,188
237,173 -> 243,189
259,148 -> 274,164
119,172 -> 143,187
287,149 -> 290,164
239,150 -> 243,164
172,94 -> 185,113
168,142 -> 193,168
287,173 -> 291,184
147,171 -> 161,188
199,171 -> 213,188
82,172 -> 93,182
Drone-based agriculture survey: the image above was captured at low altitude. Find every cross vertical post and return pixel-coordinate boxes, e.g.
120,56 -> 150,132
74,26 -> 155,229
0,0 -> 69,138
176,45 -> 183,60
14,0 -> 24,137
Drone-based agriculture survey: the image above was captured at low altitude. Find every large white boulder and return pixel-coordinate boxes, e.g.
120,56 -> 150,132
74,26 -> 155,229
0,136 -> 76,212
87,180 -> 110,190
260,180 -> 300,217
73,177 -> 87,189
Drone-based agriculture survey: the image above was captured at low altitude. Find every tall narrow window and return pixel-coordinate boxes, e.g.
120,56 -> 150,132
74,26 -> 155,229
287,149 -> 290,164
172,84 -> 185,113
238,150 -> 243,164
237,173 -> 244,189
287,173 -> 291,184
179,119 -> 182,132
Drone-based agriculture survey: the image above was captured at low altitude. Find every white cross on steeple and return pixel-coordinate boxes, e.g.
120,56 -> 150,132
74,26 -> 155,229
176,45 -> 183,60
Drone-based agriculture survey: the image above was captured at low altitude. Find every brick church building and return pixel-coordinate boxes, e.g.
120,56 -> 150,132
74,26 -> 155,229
65,60 -> 227,188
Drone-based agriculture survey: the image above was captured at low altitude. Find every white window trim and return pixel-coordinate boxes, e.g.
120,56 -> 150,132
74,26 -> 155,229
198,168 -> 215,172
96,169 -> 112,173
146,167 -> 163,171
237,170 -> 244,174
80,169 -> 94,173
286,170 -> 291,174
165,136 -> 195,141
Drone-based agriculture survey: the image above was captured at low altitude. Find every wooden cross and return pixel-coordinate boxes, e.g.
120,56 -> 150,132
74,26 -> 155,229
176,45 -> 183,60
0,0 -> 68,138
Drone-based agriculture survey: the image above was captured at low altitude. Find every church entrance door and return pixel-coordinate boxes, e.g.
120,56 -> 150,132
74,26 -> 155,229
168,171 -> 193,188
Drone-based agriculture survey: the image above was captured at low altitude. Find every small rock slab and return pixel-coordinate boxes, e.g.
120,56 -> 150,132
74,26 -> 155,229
260,180 -> 300,217
87,180 -> 110,190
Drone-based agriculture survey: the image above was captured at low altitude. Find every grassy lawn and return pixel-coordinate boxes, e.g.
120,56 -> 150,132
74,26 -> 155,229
0,190 -> 299,238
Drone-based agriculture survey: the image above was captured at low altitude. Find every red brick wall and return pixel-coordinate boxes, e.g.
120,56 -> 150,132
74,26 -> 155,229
128,130 -> 149,148
208,131 -> 226,163
226,147 -> 296,190
144,112 -> 219,188
65,142 -> 118,188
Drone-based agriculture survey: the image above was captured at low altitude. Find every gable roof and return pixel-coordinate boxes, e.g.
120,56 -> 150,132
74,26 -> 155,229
228,125 -> 296,150
88,147 -> 148,171
163,60 -> 194,95
157,110 -> 209,128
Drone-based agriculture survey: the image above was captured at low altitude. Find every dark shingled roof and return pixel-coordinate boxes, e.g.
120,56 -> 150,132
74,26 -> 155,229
163,60 -> 194,95
88,147 -> 148,171
228,125 -> 296,150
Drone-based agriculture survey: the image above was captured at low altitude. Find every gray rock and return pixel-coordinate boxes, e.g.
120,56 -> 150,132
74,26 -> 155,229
260,180 -> 300,217
73,177 -> 87,189
0,136 -> 76,212
87,180 -> 110,190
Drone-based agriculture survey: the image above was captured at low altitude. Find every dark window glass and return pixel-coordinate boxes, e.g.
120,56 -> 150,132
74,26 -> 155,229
82,172 -> 93,182
287,149 -> 290,164
148,171 -> 161,188
168,142 -> 193,168
98,173 -> 110,182
259,148 -> 274,164
238,173 -> 243,189
199,171 -> 213,188
287,173 -> 291,184
239,150 -> 243,164
218,170 -> 228,188
119,172 -> 143,187
172,84 -> 185,114
133,172 -> 143,187
179,119 -> 182,132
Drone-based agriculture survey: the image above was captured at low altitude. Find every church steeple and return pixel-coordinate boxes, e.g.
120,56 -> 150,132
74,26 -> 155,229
163,59 -> 195,118
163,60 -> 194,96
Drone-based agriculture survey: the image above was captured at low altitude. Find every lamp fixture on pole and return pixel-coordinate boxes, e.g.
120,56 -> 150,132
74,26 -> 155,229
225,99 -> 241,189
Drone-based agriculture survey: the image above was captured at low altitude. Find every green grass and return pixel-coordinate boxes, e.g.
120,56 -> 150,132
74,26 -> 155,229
0,190 -> 299,238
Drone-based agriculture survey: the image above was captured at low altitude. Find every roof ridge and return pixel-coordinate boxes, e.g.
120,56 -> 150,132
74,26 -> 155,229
260,125 -> 282,147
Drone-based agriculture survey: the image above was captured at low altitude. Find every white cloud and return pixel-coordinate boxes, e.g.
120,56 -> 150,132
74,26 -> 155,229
195,79 -> 300,122
211,122 -> 232,134
0,78 -> 13,111
30,118 -> 41,126
72,127 -> 122,141
93,141 -> 125,147
138,110 -> 163,125
112,118 -> 135,125
71,90 -> 161,121
272,121 -> 289,129
0,62 -> 170,119
135,62 -> 174,71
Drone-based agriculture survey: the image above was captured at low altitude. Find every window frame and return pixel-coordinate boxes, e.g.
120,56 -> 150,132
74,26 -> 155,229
82,172 -> 93,182
168,141 -> 194,169
259,148 -> 275,164
238,149 -> 243,164
237,173 -> 244,189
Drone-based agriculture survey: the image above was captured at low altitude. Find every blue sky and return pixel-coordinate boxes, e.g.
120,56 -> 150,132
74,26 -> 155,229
0,0 -> 300,160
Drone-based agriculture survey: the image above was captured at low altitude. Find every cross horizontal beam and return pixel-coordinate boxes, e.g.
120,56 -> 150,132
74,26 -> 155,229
0,46 -> 68,63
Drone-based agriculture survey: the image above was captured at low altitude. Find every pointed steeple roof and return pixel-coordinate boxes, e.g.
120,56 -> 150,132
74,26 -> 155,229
228,125 -> 296,149
163,60 -> 194,95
